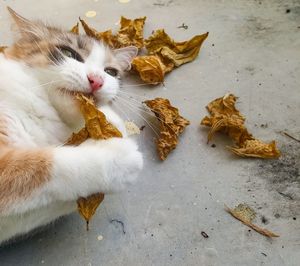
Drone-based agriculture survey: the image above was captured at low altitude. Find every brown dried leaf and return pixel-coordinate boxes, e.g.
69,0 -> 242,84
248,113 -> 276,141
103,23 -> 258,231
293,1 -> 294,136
144,98 -> 190,160
145,29 -> 209,67
229,139 -> 280,159
76,94 -> 122,139
200,94 -> 280,159
79,17 -> 99,39
225,204 -> 279,238
116,16 -> 146,48
70,23 -> 79,34
132,55 -> 171,84
65,127 -> 89,146
132,30 -> 208,82
98,30 -> 119,48
77,193 -> 105,231
79,16 -> 146,49
66,94 -> 122,229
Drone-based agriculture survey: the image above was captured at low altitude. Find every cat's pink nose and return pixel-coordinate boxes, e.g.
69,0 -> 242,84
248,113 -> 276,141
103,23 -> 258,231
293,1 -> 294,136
87,74 -> 103,92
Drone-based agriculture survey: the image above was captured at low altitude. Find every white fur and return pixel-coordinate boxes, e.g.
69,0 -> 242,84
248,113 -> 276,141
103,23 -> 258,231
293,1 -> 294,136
0,41 -> 142,244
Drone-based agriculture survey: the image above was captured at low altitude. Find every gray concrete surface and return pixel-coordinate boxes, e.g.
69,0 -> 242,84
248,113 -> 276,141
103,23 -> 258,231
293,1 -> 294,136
0,0 -> 299,265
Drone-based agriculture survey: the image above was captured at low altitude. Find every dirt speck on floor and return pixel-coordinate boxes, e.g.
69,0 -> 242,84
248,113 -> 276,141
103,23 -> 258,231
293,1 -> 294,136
251,143 -> 300,216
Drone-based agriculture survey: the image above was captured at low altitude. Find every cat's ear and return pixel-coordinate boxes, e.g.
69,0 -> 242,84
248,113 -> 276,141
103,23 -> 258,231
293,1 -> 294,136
114,46 -> 138,71
7,7 -> 47,39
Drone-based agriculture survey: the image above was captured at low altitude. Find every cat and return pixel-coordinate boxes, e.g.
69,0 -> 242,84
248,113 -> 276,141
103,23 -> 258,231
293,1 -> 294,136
0,7 -> 143,245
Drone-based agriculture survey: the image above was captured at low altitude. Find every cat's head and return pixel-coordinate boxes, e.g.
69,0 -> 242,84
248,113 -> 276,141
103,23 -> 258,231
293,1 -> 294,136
5,7 -> 137,104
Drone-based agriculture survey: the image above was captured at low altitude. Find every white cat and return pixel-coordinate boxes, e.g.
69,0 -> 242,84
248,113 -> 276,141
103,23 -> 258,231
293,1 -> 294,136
0,8 -> 143,245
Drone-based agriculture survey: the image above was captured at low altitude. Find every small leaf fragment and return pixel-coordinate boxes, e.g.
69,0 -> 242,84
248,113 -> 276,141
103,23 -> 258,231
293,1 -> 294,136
225,204 -> 279,238
125,121 -> 140,135
144,98 -> 190,160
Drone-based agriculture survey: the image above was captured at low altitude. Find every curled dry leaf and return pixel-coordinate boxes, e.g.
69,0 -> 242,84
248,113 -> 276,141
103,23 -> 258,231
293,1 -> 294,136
133,30 -> 208,83
230,140 -> 280,159
201,94 -> 280,159
145,29 -> 209,67
79,16 -> 146,49
77,18 -> 208,84
225,204 -> 279,238
79,17 -> 102,39
144,98 -> 190,160
70,23 -> 79,34
66,94 -> 122,229
132,55 -> 169,84
117,16 -> 146,48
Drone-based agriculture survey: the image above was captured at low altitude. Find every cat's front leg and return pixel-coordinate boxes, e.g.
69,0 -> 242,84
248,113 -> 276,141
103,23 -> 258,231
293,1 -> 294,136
50,137 -> 143,201
0,138 -> 142,216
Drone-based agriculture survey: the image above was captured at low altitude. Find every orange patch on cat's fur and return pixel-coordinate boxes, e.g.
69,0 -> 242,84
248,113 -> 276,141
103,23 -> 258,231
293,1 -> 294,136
5,40 -> 52,67
0,147 -> 53,211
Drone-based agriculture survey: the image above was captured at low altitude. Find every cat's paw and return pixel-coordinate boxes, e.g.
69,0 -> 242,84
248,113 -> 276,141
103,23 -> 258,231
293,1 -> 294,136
103,138 -> 143,191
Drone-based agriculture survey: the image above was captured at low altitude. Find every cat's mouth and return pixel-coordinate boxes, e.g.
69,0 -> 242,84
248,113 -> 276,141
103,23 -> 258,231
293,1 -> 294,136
57,88 -> 97,101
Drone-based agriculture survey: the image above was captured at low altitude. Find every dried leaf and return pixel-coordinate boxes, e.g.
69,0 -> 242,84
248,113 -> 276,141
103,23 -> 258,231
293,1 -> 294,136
230,203 -> 256,222
116,16 -> 146,48
229,140 -> 280,159
144,98 -> 190,160
98,30 -> 119,48
78,18 -> 207,84
79,17 -> 100,39
66,94 -> 122,229
65,127 -> 89,146
70,23 -> 79,34
145,29 -> 209,67
77,193 -> 104,231
132,30 -> 208,82
132,55 -> 170,84
225,204 -> 279,238
201,94 -> 281,158
79,16 -> 146,49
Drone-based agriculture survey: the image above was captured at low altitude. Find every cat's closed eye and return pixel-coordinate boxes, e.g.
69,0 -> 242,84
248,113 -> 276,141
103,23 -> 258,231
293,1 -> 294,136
57,46 -> 84,63
104,67 -> 119,77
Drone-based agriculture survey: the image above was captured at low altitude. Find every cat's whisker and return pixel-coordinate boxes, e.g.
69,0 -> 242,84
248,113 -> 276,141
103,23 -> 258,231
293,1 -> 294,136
116,92 -> 149,108
115,95 -> 178,137
115,96 -> 160,137
29,79 -> 62,90
119,98 -> 159,138
113,102 -> 130,121
120,82 -> 163,88
118,90 -> 148,99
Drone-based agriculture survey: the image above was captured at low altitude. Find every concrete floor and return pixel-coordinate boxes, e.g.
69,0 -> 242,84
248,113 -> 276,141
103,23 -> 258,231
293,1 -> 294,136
0,0 -> 300,265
